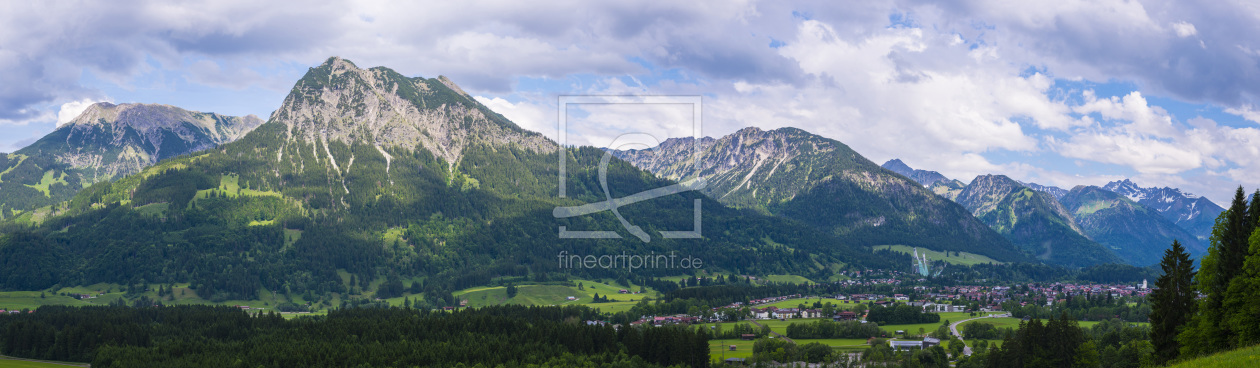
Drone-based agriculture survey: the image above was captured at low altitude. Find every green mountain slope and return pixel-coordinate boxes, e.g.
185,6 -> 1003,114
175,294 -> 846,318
954,175 -> 1122,267
0,57 -> 904,303
0,103 -> 261,218
1060,186 -> 1207,266
612,127 -> 1026,262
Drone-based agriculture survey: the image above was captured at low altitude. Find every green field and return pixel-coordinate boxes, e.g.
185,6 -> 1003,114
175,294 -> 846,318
1167,344 -> 1260,368
759,298 -> 855,309
763,275 -> 815,284
709,339 -> 755,362
0,356 -> 87,368
959,317 -> 1149,332
873,245 -> 1002,265
191,174 -> 283,205
793,338 -> 870,349
453,279 -> 659,314
22,170 -> 67,198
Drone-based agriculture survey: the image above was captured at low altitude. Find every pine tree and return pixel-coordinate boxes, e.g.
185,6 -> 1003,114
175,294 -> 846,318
1181,187 -> 1252,356
1150,240 -> 1196,364
1250,189 -> 1260,230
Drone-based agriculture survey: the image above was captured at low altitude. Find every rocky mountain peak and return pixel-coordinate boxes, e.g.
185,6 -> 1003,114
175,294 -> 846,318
272,57 -> 553,167
955,174 -> 1026,215
879,158 -> 950,187
881,159 -> 913,173
1100,179 -> 1223,241
62,102 -> 262,143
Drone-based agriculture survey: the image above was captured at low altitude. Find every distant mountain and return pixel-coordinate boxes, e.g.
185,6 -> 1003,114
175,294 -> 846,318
1061,186 -> 1208,265
0,57 -> 905,298
613,127 -> 1026,262
954,175 -> 1122,267
929,179 -> 967,201
1102,179 -> 1224,242
881,159 -> 951,187
1022,182 -> 1069,200
0,103 -> 261,217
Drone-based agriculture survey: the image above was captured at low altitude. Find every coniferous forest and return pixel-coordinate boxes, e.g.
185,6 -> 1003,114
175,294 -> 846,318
0,305 -> 709,368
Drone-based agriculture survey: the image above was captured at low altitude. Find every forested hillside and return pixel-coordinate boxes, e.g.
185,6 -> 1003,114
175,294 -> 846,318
0,103 -> 261,217
0,58 -> 904,305
613,127 -> 1026,262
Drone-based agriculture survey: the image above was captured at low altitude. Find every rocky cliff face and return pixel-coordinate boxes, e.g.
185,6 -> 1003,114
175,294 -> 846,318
613,127 -> 1026,262
1102,179 -> 1223,242
0,102 -> 261,214
271,57 -> 554,171
25,102 -> 262,180
1062,186 -> 1207,265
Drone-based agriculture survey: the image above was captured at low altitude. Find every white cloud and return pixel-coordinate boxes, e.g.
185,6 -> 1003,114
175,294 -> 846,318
473,96 -> 554,139
57,98 -> 109,127
1224,104 -> 1260,124
1052,133 -> 1202,175
1171,21 -> 1198,37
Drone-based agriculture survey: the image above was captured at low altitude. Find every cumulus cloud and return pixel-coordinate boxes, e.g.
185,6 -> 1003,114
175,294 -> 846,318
473,96 -> 555,139
56,98 -> 110,127
3,0 -> 1259,204
1224,104 -> 1260,124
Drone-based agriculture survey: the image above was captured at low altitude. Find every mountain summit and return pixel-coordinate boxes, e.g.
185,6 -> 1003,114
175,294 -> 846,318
273,57 -> 553,167
880,159 -> 951,187
0,58 -> 905,299
1101,179 -> 1223,241
953,174 -> 1121,267
0,102 -> 260,216
613,127 -> 1025,262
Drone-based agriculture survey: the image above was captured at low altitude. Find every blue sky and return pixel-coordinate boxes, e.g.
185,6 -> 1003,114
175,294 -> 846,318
1,0 -> 1259,205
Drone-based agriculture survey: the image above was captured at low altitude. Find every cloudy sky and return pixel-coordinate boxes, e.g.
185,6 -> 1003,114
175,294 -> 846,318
2,0 -> 1259,205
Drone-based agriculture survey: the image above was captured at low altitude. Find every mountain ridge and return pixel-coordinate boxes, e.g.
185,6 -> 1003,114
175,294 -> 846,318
0,102 -> 261,217
953,174 -> 1121,267
1101,179 -> 1223,241
613,127 -> 1026,262
880,159 -> 951,187
0,57 -> 905,302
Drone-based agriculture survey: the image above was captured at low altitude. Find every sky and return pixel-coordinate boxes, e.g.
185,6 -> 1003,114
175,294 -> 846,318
1,0 -> 1259,205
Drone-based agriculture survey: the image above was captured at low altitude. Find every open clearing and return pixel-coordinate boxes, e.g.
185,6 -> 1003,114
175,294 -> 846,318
874,245 -> 1002,265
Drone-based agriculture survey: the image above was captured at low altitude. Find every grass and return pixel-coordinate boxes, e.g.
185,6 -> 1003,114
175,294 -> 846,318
1167,344 -> 1260,368
1074,199 -> 1116,216
793,338 -> 871,349
284,229 -> 303,248
453,279 -> 660,314
873,245 -> 1002,266
0,357 -> 88,368
759,298 -> 854,309
0,154 -> 27,183
708,339 -> 755,362
23,170 -> 68,198
191,174 -> 282,207
763,275 -> 815,284
134,202 -> 169,218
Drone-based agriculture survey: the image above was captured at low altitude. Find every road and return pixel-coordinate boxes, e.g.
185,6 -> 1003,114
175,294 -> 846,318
949,313 -> 1010,356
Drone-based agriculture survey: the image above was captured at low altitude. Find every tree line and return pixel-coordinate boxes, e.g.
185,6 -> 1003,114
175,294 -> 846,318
0,304 -> 709,368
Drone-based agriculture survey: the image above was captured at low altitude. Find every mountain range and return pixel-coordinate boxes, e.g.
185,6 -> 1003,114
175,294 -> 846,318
0,56 -> 1230,303
951,174 -> 1121,267
1102,179 -> 1224,242
0,103 -> 260,218
0,57 -> 904,302
884,159 -> 1211,266
611,127 -> 1026,262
